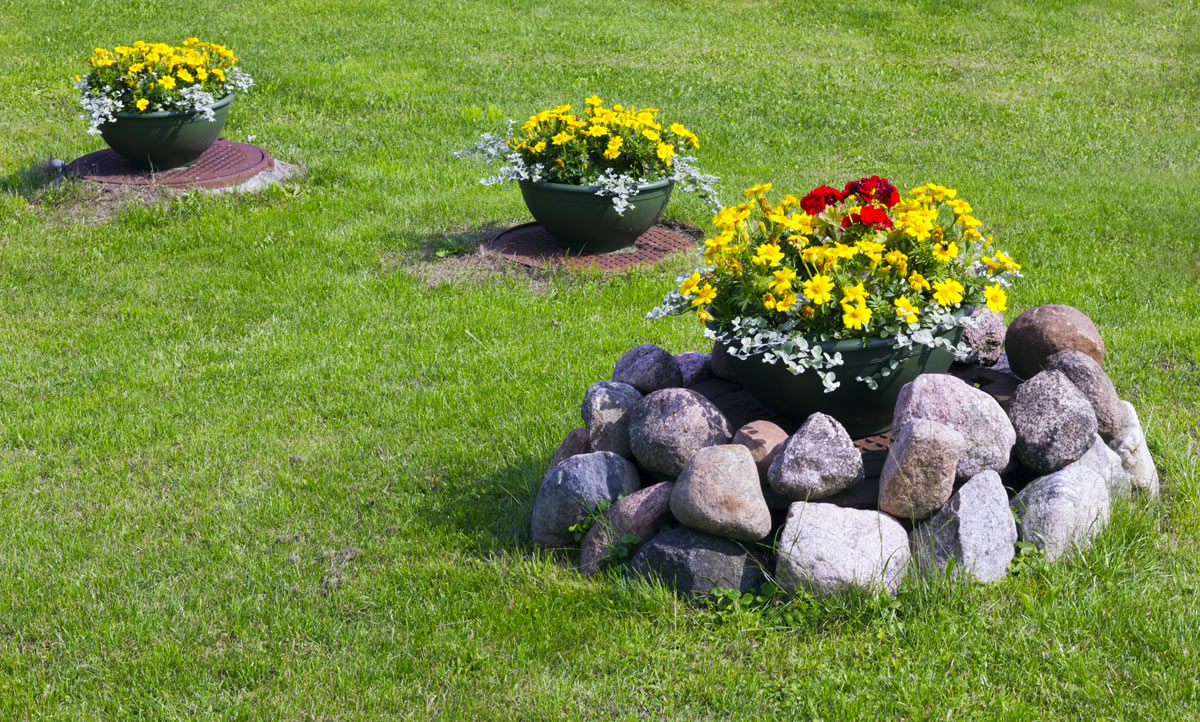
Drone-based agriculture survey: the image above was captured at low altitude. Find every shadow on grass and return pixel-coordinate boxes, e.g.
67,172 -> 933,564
0,159 -> 66,198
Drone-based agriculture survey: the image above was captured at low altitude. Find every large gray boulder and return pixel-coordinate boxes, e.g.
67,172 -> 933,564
613,344 -> 683,394
892,374 -> 1016,482
670,445 -> 771,541
912,470 -> 1017,582
1012,465 -> 1110,561
878,419 -> 965,520
732,420 -> 789,480
580,381 -> 642,458
531,451 -> 641,548
776,502 -> 910,596
579,481 -> 673,575
629,388 -> 732,478
963,308 -> 1007,366
1066,435 -> 1134,499
1045,350 -> 1127,441
626,527 -> 765,597
767,413 -> 864,501
1008,370 -> 1098,474
1005,304 -> 1105,379
1109,401 -> 1159,497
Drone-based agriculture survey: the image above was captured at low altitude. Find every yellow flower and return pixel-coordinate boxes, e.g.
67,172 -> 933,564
842,303 -> 872,331
641,128 -> 661,142
176,68 -> 194,83
585,94 -> 603,106
803,274 -> 835,305
692,284 -> 716,306
841,282 -> 868,307
196,67 -> 208,81
762,292 -> 778,311
800,305 -> 815,319
908,273 -> 931,292
697,308 -> 713,323
775,292 -> 797,313
211,68 -> 225,82
678,272 -> 701,296
984,284 -> 1007,313
603,136 -> 623,159
136,98 -> 149,111
656,142 -> 675,165
932,278 -> 965,307
670,122 -> 699,148
551,131 -> 574,145
128,63 -> 145,73
742,183 -> 772,198
582,125 -> 609,137
884,249 -> 908,274
158,75 -> 176,89
752,243 -> 785,267
995,251 -> 1021,271
894,296 -> 919,323
932,240 -> 959,263
771,267 -> 797,293
530,141 -> 547,153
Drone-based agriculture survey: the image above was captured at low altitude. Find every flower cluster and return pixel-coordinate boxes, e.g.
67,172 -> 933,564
650,177 -> 1021,391
456,96 -> 719,214
76,39 -> 253,134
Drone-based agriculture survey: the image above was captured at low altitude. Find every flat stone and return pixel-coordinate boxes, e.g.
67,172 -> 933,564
776,502 -> 910,596
670,445 -> 771,541
732,420 -> 789,480
1012,465 -> 1110,561
767,413 -> 864,501
579,482 -> 673,575
963,308 -> 1007,366
531,451 -> 642,548
548,427 -> 590,475
675,352 -> 714,387
629,388 -> 732,478
1045,350 -> 1127,441
893,373 -> 1016,482
1005,304 -> 1105,379
1109,401 -> 1159,497
580,381 -> 642,458
1008,370 -> 1098,474
626,526 -> 765,597
878,420 -> 965,520
613,344 -> 683,394
912,470 -> 1017,582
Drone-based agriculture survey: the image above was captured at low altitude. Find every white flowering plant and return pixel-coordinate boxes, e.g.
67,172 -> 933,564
456,96 -> 720,215
77,39 -> 253,134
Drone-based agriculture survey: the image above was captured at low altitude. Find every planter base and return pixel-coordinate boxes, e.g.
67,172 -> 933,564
65,139 -> 275,191
487,222 -> 696,272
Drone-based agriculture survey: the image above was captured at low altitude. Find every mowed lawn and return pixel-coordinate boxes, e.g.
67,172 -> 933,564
2,0 -> 1200,719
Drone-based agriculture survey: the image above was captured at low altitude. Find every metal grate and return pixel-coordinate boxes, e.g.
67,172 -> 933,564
488,222 -> 697,272
65,139 -> 274,190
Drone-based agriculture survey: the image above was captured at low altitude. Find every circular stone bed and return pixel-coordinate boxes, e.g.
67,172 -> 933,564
488,222 -> 697,272
62,138 -> 296,193
533,304 -> 1159,598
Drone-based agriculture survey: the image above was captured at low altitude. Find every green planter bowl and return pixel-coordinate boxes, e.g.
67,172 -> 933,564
99,93 -> 233,170
518,178 -> 674,253
720,314 -> 969,438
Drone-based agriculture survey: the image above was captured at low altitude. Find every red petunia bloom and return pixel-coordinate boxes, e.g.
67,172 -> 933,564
841,205 -> 894,230
800,185 -> 843,215
842,175 -> 900,208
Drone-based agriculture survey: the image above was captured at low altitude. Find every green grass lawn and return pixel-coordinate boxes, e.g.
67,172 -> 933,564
2,0 -> 1200,718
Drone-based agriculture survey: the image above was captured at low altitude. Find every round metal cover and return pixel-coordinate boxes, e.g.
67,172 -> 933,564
65,139 -> 274,190
488,222 -> 697,272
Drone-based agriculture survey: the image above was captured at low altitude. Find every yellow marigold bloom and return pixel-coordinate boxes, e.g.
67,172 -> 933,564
196,67 -> 209,81
602,136 -> 623,159
692,284 -> 716,306
128,63 -> 145,73
655,142 -> 675,165
582,125 -> 609,137
641,128 -> 661,142
176,68 -> 194,83
894,296 -> 919,323
856,240 -> 886,264
184,37 -> 199,45
884,250 -> 908,274
932,240 -> 959,263
158,75 -> 176,89
136,98 -> 149,111
530,141 -> 546,153
800,305 -> 815,319
697,308 -> 713,323
762,292 -> 778,311
932,278 -> 965,307
585,95 -> 603,106
551,131 -> 574,146
842,303 -> 872,331
957,214 -> 982,230
841,282 -> 868,307
742,183 -> 772,198
995,251 -> 1021,271
752,243 -> 785,267
771,267 -> 797,293
909,273 -> 931,292
803,274 -> 835,305
984,284 -> 1008,313
678,272 -> 701,296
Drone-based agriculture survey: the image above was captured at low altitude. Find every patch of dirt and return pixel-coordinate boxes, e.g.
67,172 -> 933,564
320,546 -> 360,595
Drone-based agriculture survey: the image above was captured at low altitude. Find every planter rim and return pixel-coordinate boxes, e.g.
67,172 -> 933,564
520,177 -> 673,194
111,92 -> 234,120
716,305 -> 974,355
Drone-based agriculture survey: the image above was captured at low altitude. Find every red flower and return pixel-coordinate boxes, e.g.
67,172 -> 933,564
840,205 -> 894,230
842,175 -> 900,207
800,185 -> 843,215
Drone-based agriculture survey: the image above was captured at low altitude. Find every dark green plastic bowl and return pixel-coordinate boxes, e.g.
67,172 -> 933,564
99,93 -> 233,170
518,178 -> 674,253
720,317 -> 967,438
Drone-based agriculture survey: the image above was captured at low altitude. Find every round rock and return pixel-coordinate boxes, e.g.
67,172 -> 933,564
776,502 -> 910,596
580,381 -> 642,457
629,388 -> 732,478
963,308 -> 1007,366
732,420 -> 789,480
531,451 -> 641,548
912,470 -> 1017,582
547,427 -> 590,477
675,351 -> 714,387
613,344 -> 683,394
767,413 -> 864,501
1005,304 -> 1105,379
1008,370 -> 1098,474
878,419 -> 965,521
579,481 -> 673,576
1012,465 -> 1110,561
670,445 -> 771,541
626,526 -> 765,598
1044,350 -> 1126,442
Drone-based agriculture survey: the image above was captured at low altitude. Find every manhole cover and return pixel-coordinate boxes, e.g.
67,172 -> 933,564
65,139 -> 274,190
488,222 -> 697,272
